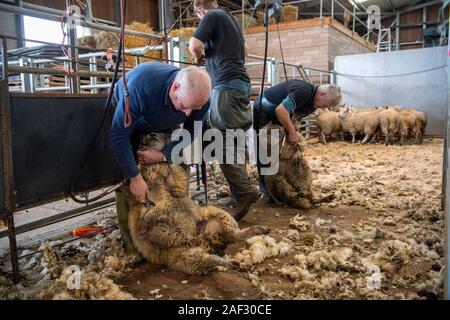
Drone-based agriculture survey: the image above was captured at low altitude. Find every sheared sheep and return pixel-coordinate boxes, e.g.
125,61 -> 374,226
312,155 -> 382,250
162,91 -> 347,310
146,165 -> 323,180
339,106 -> 382,144
315,108 -> 342,144
379,107 -> 400,145
264,131 -> 333,209
124,132 -> 270,275
404,109 -> 427,143
398,110 -> 421,144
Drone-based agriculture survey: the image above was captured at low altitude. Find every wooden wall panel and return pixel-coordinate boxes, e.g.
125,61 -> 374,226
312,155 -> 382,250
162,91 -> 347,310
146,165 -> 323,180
91,0 -> 159,29
400,9 -> 422,42
26,0 -> 66,10
25,0 -> 160,29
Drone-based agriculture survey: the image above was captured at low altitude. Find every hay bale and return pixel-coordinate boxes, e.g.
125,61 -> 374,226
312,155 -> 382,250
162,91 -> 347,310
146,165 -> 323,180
95,31 -> 119,50
233,13 -> 258,28
255,11 -> 276,25
124,21 -> 161,68
78,36 -> 97,49
281,5 -> 298,23
0,220 -> 4,229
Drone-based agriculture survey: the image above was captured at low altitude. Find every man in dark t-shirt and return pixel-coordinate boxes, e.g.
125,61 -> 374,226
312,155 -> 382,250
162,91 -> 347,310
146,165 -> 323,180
189,0 -> 260,221
253,79 -> 342,201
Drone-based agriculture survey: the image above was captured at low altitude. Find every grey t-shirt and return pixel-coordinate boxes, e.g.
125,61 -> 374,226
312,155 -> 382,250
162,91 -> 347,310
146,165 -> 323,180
193,8 -> 250,87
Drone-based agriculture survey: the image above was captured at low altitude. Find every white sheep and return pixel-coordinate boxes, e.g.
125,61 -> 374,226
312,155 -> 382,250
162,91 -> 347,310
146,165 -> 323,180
379,107 -> 400,145
339,106 -> 381,144
315,108 -> 342,144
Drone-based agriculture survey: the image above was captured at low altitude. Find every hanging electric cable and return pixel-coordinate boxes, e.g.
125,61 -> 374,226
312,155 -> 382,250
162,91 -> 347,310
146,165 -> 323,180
69,0 -> 127,204
276,21 -> 288,81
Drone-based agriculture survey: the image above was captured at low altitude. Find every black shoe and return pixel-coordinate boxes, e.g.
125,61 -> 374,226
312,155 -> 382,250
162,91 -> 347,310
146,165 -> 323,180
233,190 -> 262,222
263,193 -> 275,204
217,196 -> 238,208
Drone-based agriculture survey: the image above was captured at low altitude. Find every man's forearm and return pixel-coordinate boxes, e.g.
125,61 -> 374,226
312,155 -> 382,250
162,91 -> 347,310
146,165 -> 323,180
275,105 -> 296,134
189,37 -> 204,58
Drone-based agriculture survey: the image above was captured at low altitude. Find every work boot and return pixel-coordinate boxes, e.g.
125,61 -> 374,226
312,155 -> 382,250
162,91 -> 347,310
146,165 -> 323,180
115,191 -> 143,264
217,189 -> 238,207
262,193 -> 275,204
233,190 -> 262,222
217,196 -> 238,207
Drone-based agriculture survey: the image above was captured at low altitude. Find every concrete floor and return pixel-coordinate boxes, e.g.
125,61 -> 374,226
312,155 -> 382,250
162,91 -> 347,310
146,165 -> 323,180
0,195 -> 116,258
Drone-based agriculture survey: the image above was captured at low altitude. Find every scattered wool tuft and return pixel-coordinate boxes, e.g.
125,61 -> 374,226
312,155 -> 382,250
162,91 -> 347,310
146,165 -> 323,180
234,236 -> 291,265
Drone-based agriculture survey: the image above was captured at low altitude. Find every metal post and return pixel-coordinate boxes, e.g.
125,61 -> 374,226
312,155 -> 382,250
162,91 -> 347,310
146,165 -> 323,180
0,37 -> 20,283
331,0 -> 334,19
352,4 -> 356,33
422,6 -> 427,48
89,56 -> 98,94
14,0 -> 25,48
201,162 -> 208,205
66,0 -> 80,94
242,0 -> 245,30
271,58 -> 279,86
19,58 -> 31,92
445,14 -> 450,300
395,11 -> 400,51
320,0 -> 323,19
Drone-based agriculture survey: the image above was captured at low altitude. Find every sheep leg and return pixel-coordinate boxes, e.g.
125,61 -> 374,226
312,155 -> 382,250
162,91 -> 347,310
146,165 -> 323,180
232,226 -> 271,242
351,133 -> 356,144
168,246 -> 239,275
321,132 -> 327,144
361,134 -> 371,144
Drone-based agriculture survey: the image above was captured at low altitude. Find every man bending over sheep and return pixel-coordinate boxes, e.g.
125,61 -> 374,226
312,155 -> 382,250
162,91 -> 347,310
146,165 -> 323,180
110,62 -> 211,256
253,80 -> 342,203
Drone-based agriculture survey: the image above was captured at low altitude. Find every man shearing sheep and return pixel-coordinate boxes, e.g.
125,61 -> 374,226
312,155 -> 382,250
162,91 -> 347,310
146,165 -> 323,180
110,62 -> 211,256
253,79 -> 342,203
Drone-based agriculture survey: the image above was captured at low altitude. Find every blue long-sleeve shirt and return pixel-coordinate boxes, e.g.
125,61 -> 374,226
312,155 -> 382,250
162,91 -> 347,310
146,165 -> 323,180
110,62 -> 209,179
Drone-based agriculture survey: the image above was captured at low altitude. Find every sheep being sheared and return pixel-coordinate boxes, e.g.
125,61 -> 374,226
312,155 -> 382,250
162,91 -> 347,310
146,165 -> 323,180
264,130 -> 333,209
124,134 -> 270,275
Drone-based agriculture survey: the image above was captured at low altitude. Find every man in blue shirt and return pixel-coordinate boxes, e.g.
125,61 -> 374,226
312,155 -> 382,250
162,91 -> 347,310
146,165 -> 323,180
110,62 -> 211,203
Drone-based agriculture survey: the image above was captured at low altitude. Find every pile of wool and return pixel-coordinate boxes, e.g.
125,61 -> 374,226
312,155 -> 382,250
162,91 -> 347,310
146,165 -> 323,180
0,215 -> 136,300
234,235 -> 291,265
289,215 -> 311,232
37,266 -> 135,300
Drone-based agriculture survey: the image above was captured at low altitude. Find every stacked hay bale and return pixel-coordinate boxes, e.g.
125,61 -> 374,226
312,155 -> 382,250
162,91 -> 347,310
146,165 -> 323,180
93,21 -> 161,68
281,5 -> 299,23
78,35 -> 97,49
255,11 -> 276,25
168,27 -> 196,65
95,31 -> 119,51
124,21 -> 161,68
255,5 -> 299,25
0,219 -> 4,229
